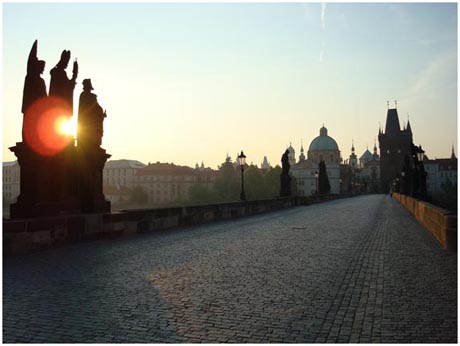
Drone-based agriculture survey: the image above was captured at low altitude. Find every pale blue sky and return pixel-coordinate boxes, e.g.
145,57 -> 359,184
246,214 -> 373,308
2,2 -> 457,168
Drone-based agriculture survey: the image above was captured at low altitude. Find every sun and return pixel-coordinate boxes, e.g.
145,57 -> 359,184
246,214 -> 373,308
55,115 -> 77,137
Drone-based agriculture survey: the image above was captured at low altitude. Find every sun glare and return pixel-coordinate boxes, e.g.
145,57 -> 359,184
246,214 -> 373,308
23,96 -> 74,156
55,116 -> 76,137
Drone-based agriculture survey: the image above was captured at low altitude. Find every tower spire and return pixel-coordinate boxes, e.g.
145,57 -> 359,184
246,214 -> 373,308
395,100 -> 397,109
451,144 -> 456,159
373,137 -> 378,157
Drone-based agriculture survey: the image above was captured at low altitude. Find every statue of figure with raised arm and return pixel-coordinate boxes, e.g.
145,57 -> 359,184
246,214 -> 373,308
21,40 -> 47,141
49,49 -> 78,113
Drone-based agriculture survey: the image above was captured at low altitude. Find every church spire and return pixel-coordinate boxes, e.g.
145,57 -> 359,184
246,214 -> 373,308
298,139 -> 306,162
451,145 -> 456,160
351,139 -> 355,153
406,119 -> 412,135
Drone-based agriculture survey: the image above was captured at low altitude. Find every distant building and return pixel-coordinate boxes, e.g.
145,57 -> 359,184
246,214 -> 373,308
351,141 -> 381,193
291,125 -> 341,196
298,141 -> 306,163
104,184 -> 131,204
378,106 -> 413,192
424,147 -> 458,195
103,159 -> 146,188
261,156 -> 270,171
287,143 -> 296,166
133,162 -> 216,205
348,141 -> 358,169
3,161 -> 20,203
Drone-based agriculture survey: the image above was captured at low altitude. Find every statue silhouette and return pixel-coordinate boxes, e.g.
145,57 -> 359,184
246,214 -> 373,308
280,149 -> 291,197
281,149 -> 290,175
21,40 -> 47,140
10,41 -> 111,218
49,50 -> 78,112
78,79 -> 106,149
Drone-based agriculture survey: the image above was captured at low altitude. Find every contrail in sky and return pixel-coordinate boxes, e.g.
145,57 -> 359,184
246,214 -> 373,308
321,2 -> 327,29
320,2 -> 327,62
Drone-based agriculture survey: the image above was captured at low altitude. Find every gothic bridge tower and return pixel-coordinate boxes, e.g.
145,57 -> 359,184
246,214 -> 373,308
378,101 -> 413,192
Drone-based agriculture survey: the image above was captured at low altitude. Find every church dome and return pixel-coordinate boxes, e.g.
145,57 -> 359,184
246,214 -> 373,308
308,126 -> 339,151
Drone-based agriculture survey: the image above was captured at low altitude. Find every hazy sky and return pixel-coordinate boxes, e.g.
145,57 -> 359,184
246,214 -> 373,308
3,2 -> 457,168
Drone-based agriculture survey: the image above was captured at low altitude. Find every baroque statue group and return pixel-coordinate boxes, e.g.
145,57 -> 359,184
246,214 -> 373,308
22,40 -> 106,150
10,40 -> 111,218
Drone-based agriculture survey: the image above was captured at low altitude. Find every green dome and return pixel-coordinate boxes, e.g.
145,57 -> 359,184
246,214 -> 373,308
308,126 -> 339,151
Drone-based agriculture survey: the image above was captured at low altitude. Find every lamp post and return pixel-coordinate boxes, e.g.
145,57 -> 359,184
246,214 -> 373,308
417,145 -> 427,200
315,170 -> 319,195
238,150 -> 246,201
411,144 -> 426,198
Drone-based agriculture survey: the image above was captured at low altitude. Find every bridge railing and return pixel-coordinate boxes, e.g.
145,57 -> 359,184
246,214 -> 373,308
3,194 -> 353,256
392,192 -> 457,251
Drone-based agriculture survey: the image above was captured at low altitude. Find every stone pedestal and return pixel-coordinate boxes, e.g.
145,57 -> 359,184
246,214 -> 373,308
9,142 -> 111,218
280,174 -> 292,197
75,145 -> 111,214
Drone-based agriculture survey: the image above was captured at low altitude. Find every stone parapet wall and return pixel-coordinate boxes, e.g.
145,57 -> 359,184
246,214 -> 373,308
392,192 -> 457,251
4,194 -> 351,256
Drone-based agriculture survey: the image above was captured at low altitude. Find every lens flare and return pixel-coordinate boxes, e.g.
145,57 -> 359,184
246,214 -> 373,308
55,116 -> 75,136
23,96 -> 74,156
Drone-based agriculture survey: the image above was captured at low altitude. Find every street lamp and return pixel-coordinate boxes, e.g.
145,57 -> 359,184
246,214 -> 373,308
417,145 -> 427,200
238,150 -> 246,201
417,145 -> 425,162
315,170 -> 319,195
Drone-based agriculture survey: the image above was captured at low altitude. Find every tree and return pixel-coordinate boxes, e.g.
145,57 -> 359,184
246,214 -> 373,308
243,165 -> 266,200
263,165 -> 282,198
213,159 -> 240,202
318,160 -> 330,194
130,186 -> 148,205
432,178 -> 457,212
188,184 -> 217,205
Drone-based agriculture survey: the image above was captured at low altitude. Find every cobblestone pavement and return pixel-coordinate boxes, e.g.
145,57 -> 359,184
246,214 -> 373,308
3,195 -> 457,343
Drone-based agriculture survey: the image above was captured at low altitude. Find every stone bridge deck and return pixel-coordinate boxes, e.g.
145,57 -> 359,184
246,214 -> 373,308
3,195 -> 457,343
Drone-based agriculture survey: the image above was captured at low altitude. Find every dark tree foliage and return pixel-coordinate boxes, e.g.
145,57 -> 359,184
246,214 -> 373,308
263,165 -> 282,198
432,178 -> 457,212
188,184 -> 217,205
244,165 -> 266,200
213,160 -> 240,202
318,160 -> 331,195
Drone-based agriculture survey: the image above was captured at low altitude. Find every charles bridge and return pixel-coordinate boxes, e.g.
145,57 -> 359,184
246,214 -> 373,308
3,40 -> 457,343
3,195 -> 457,343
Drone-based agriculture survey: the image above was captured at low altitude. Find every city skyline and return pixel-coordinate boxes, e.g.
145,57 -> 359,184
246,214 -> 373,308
3,2 -> 457,169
